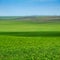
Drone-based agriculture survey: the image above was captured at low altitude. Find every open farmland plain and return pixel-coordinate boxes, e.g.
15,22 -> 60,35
0,17 -> 60,60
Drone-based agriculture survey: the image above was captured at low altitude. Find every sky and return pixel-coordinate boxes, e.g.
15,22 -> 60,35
0,0 -> 60,16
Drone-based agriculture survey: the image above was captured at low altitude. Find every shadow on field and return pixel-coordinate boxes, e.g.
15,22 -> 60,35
0,31 -> 60,37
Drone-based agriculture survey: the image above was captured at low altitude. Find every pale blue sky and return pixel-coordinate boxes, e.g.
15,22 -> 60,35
0,0 -> 60,16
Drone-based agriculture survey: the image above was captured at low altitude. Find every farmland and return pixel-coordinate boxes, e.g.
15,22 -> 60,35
0,16 -> 60,60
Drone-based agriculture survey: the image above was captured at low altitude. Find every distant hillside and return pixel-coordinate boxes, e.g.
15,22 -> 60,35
0,16 -> 60,22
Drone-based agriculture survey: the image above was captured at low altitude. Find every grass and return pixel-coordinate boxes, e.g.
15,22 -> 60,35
0,20 -> 60,60
0,20 -> 60,32
0,35 -> 60,60
0,31 -> 60,37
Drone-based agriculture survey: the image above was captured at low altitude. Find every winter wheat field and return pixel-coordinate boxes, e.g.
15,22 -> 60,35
0,16 -> 60,60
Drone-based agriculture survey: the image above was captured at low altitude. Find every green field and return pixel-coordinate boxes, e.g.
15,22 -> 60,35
0,20 -> 60,60
0,20 -> 60,32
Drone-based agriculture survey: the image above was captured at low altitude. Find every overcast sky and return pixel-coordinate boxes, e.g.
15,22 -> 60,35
0,0 -> 60,16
